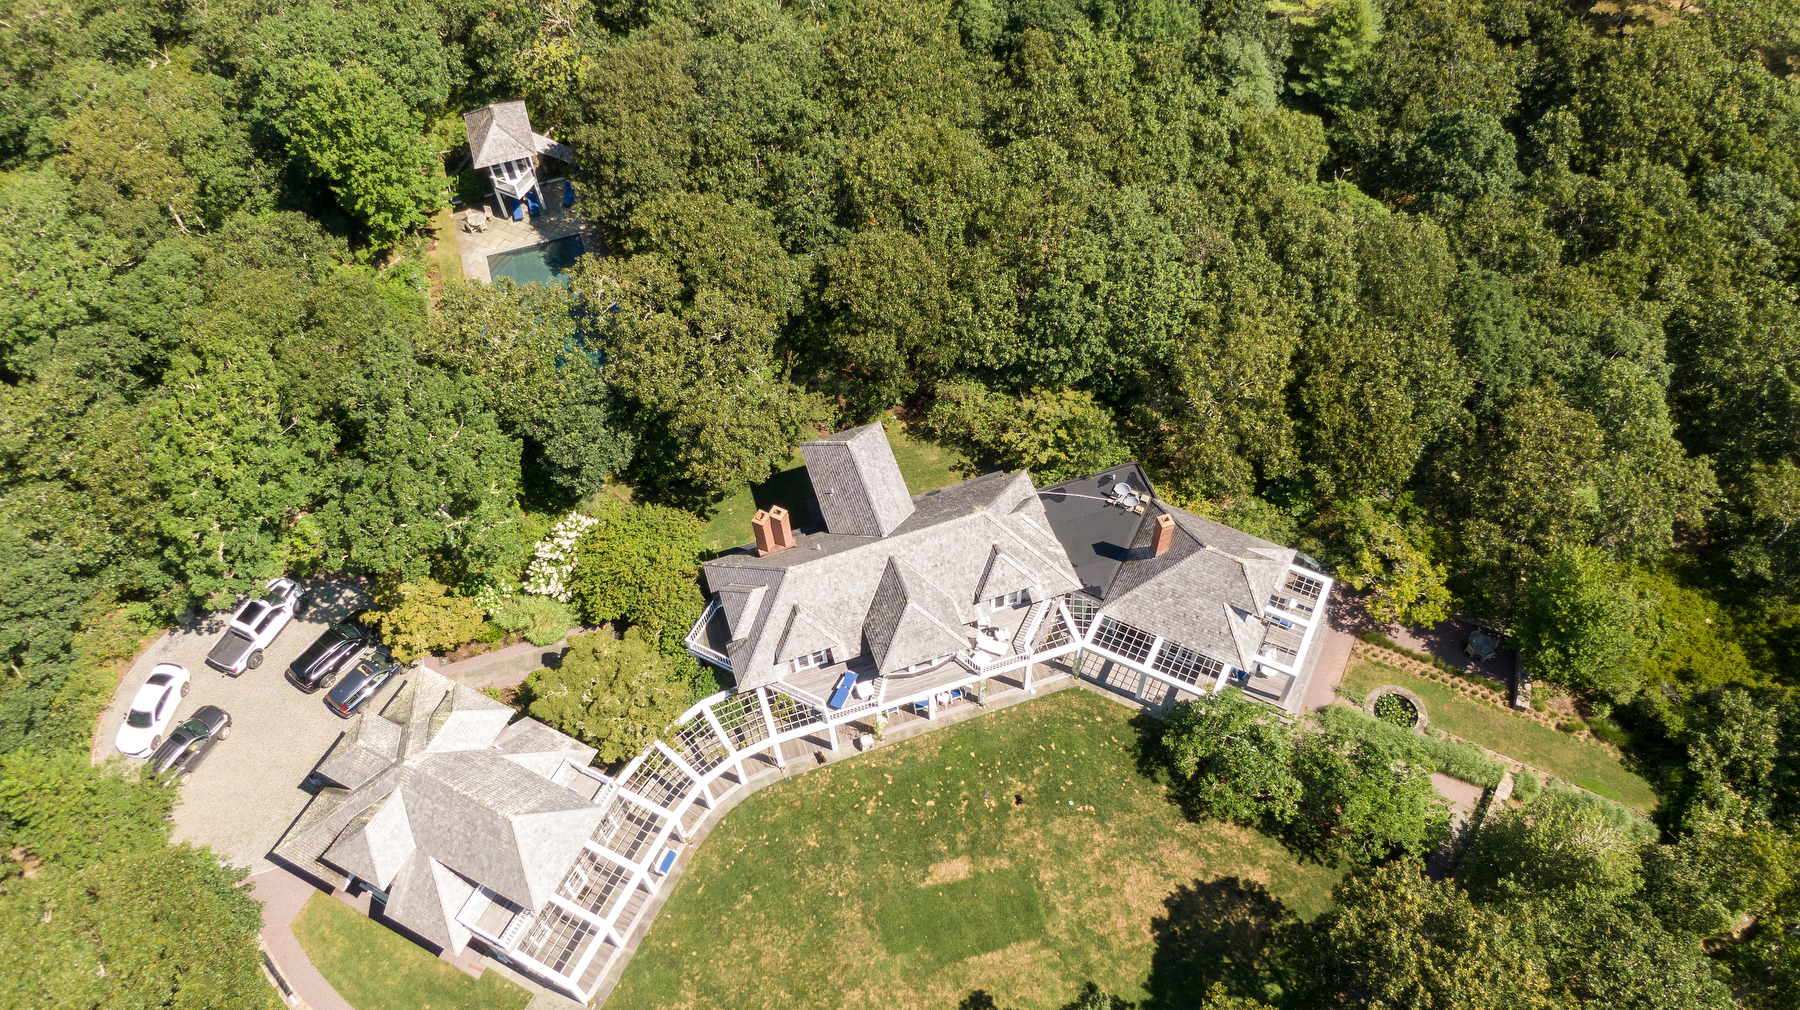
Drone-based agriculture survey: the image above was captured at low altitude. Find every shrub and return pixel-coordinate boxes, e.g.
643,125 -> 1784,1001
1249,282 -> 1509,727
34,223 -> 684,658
1316,704 -> 1503,788
490,594 -> 580,646
1512,768 -> 1542,803
361,577 -> 486,661
1588,715 -> 1631,748
523,511 -> 599,601
526,626 -> 689,764
566,497 -> 706,651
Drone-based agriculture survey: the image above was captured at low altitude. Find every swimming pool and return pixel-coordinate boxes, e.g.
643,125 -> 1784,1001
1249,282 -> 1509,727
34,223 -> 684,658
487,233 -> 586,285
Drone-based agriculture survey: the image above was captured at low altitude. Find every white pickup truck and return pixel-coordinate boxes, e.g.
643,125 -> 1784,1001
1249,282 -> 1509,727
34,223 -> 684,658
205,578 -> 308,675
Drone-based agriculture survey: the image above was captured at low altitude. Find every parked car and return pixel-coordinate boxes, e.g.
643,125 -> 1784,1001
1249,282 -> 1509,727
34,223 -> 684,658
115,664 -> 192,756
287,614 -> 371,692
206,578 -> 308,675
325,656 -> 402,718
147,705 -> 232,785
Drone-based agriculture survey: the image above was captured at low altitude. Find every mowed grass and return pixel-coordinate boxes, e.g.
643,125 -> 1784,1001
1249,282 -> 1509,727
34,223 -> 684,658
290,892 -> 530,1010
699,422 -> 968,553
1343,659 -> 1658,811
607,689 -> 1342,1010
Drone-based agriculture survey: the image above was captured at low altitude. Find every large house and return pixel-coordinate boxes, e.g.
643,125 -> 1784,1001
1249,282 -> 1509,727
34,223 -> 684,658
276,423 -> 1333,1004
686,422 -> 1334,717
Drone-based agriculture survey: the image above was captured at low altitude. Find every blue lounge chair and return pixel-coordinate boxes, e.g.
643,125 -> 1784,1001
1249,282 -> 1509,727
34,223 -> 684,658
526,189 -> 542,216
912,699 -> 931,716
509,197 -> 524,221
828,671 -> 857,710
562,181 -> 576,207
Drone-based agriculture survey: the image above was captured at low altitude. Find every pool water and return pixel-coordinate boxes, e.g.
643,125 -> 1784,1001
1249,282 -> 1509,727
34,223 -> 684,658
487,233 -> 586,285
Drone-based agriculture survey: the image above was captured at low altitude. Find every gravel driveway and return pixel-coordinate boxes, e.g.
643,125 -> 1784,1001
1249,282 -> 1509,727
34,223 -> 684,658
95,578 -> 406,875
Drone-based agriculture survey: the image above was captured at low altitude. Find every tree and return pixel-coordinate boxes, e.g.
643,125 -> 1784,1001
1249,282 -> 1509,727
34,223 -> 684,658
1313,498 -> 1452,628
320,344 -> 523,580
1286,863 -> 1558,1010
923,382 -> 1131,484
1678,688 -> 1795,827
0,844 -> 277,1010
1290,714 -> 1448,864
1392,111 -> 1524,214
1458,787 -> 1647,906
566,496 -> 706,650
359,577 -> 487,662
1161,689 -> 1301,825
1280,0 -> 1383,109
1514,545 -> 1650,697
526,626 -> 688,763
276,62 -> 447,248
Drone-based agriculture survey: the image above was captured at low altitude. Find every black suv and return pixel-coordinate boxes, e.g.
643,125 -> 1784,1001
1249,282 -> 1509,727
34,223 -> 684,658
325,656 -> 402,718
147,706 -> 232,785
287,615 -> 371,692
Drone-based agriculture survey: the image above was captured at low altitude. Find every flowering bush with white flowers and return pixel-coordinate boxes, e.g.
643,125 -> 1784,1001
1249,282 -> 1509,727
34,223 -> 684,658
522,511 -> 598,602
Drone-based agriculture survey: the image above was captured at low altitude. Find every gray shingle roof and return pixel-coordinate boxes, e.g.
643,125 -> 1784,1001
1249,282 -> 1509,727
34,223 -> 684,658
798,423 -> 916,537
863,557 -> 972,674
274,669 -> 605,950
1097,502 -> 1297,671
464,101 -> 536,169
702,466 -> 1082,689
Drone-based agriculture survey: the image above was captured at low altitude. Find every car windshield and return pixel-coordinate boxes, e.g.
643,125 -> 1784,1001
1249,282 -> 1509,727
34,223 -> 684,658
127,710 -> 152,728
176,719 -> 208,736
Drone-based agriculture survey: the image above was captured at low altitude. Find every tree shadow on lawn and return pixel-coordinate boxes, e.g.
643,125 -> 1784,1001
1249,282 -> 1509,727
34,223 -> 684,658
1143,877 -> 1294,1009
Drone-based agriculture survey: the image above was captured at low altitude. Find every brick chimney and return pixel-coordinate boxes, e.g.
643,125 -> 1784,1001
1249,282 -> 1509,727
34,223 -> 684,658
752,506 -> 796,556
1152,513 -> 1175,556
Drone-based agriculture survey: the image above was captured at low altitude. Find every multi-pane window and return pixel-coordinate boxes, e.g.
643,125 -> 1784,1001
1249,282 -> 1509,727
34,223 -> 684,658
1151,640 -> 1224,687
519,905 -> 596,975
790,648 -> 834,673
991,589 -> 1027,608
1066,595 -> 1100,635
1091,616 -> 1156,663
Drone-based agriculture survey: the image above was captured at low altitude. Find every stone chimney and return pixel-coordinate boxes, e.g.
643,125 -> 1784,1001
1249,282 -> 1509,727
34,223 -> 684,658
1152,513 -> 1175,556
752,506 -> 796,556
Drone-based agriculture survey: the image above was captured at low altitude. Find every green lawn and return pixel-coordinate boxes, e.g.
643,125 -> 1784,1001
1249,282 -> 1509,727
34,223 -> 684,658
290,892 -> 530,1010
607,689 -> 1341,1010
1342,660 -> 1659,811
698,421 -> 969,553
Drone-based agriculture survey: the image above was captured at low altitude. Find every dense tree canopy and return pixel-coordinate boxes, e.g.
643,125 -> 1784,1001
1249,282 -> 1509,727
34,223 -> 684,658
4,0 -> 1800,1000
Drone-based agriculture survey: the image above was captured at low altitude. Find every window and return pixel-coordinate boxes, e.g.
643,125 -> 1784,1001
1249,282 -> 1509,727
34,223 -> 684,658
790,648 -> 834,673
255,608 -> 281,633
991,589 -> 1027,608
154,689 -> 173,718
1091,616 -> 1156,663
1152,640 -> 1224,687
127,710 -> 152,729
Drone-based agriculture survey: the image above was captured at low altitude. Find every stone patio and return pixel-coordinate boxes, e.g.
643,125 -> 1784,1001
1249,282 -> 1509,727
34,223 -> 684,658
452,178 -> 598,283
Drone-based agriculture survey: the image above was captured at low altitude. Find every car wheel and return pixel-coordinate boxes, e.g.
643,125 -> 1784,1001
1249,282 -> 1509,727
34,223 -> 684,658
179,681 -> 190,697
177,772 -> 191,787
217,723 -> 231,741
247,650 -> 264,670
319,671 -> 338,690
150,734 -> 161,750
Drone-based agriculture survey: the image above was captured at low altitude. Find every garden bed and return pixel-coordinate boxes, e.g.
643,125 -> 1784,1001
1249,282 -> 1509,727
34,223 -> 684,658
1342,659 -> 1657,810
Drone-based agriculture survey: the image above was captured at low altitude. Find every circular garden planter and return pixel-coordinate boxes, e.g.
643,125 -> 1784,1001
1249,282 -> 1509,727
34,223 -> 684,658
1364,685 -> 1429,733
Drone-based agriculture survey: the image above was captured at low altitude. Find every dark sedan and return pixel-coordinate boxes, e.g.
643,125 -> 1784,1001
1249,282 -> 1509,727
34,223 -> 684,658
325,656 -> 401,718
287,615 -> 371,692
147,705 -> 232,785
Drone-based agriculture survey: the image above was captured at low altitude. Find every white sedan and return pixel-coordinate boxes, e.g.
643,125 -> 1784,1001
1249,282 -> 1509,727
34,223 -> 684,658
115,663 -> 192,756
